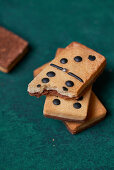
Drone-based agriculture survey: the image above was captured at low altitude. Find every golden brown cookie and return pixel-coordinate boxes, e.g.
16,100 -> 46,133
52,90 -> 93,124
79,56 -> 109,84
28,42 -> 106,99
43,87 -> 91,121
0,27 -> 28,73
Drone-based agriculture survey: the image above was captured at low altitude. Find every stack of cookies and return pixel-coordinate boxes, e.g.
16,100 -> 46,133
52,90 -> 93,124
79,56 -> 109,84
28,42 -> 107,134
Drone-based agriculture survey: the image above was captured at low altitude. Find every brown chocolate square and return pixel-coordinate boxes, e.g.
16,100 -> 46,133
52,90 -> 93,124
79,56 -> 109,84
0,27 -> 28,73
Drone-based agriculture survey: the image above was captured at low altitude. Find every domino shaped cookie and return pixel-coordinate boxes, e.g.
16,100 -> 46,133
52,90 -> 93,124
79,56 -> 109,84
0,27 -> 28,73
28,42 -> 106,99
43,88 -> 91,121
33,61 -> 106,133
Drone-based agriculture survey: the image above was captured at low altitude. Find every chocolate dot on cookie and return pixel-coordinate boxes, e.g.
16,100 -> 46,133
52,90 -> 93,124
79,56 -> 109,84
73,102 -> 81,109
47,71 -> 55,77
42,78 -> 49,83
60,58 -> 68,64
77,96 -> 83,101
37,84 -> 41,87
53,99 -> 61,105
88,55 -> 96,61
74,56 -> 82,62
65,80 -> 74,87
62,87 -> 68,91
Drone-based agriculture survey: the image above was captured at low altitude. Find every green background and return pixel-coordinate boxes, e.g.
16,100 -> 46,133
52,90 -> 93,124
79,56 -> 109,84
0,0 -> 114,169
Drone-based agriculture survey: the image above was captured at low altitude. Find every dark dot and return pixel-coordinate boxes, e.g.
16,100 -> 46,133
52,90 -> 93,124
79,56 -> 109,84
77,96 -> 83,101
42,78 -> 49,83
53,99 -> 61,105
65,81 -> 74,87
62,87 -> 68,91
74,56 -> 82,62
88,55 -> 96,61
47,71 -> 55,77
60,58 -> 68,64
37,84 -> 41,87
73,102 -> 81,109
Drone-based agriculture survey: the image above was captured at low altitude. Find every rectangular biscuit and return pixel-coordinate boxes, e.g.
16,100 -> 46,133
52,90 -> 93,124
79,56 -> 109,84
28,42 -> 106,99
43,87 -> 91,121
0,27 -> 28,73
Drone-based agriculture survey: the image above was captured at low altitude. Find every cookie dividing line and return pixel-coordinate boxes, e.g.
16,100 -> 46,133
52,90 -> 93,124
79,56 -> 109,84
50,63 -> 64,71
68,72 -> 83,82
50,63 -> 83,83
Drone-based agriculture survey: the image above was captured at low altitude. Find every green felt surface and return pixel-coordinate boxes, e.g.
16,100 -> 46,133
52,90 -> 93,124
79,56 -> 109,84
0,0 -> 114,169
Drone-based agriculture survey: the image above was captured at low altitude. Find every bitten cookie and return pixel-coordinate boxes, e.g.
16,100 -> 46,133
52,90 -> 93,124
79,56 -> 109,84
28,42 -> 106,99
0,27 -> 28,73
33,54 -> 92,122
64,92 -> 107,134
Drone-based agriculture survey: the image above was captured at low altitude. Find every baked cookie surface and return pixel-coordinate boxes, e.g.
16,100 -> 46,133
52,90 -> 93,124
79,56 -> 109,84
28,42 -> 106,98
43,86 -> 92,121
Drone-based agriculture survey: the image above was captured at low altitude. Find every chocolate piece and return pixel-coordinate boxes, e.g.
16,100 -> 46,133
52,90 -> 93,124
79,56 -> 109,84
77,96 -> 83,101
60,58 -> 68,64
47,71 -> 55,77
65,80 -> 74,87
42,78 -> 49,83
68,72 -> 83,83
0,27 -> 28,73
62,87 -> 68,91
37,84 -> 41,87
53,99 -> 61,105
73,102 -> 81,109
74,56 -> 82,62
88,55 -> 96,61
